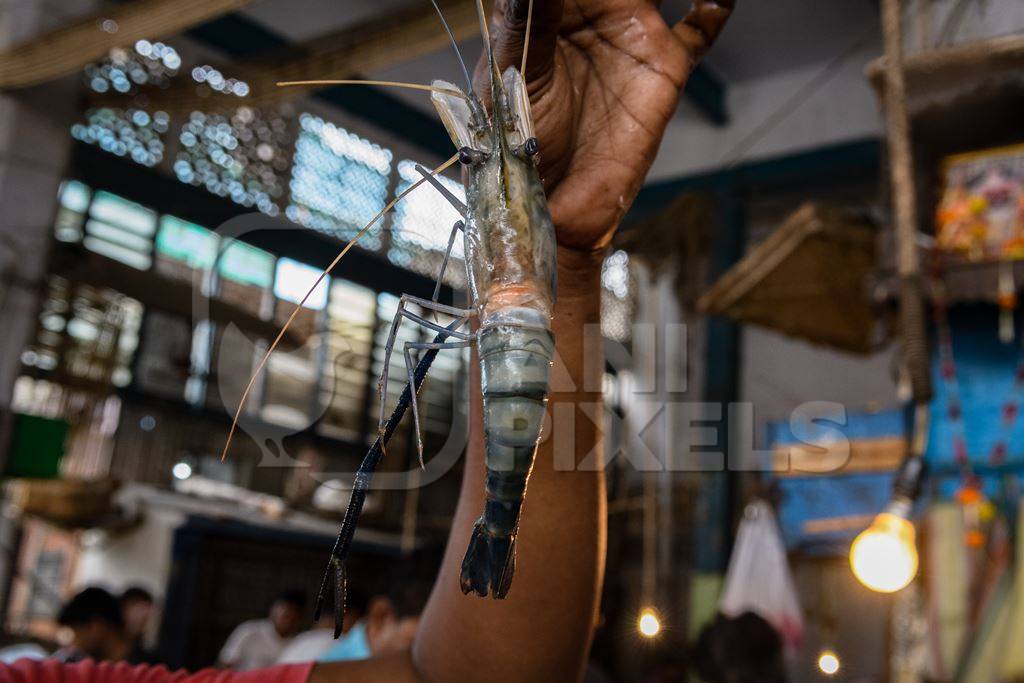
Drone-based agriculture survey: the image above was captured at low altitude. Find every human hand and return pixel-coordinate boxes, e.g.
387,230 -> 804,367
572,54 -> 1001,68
478,0 -> 735,253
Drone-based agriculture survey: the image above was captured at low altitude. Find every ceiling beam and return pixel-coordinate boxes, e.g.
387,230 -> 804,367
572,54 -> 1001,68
0,0 -> 256,89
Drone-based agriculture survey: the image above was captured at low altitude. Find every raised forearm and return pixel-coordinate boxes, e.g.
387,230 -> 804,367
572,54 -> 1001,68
413,247 -> 606,683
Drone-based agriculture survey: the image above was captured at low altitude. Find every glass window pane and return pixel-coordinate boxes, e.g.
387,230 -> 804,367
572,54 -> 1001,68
54,180 -> 91,243
219,240 -> 274,288
89,191 -> 157,236
22,277 -> 143,389
261,336 -> 320,430
388,160 -> 466,287
70,107 -> 168,168
319,279 -> 376,440
217,240 -> 274,317
85,219 -> 153,252
60,180 -> 91,213
155,215 -> 218,282
82,235 -> 152,270
134,311 -> 193,400
173,107 -> 293,216
273,258 -> 328,310
286,114 -> 392,250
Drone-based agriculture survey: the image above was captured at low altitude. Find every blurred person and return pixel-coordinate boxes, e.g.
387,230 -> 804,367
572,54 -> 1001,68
54,587 -> 154,665
2,0 -> 734,680
320,548 -> 442,662
692,611 -> 787,683
218,591 -> 306,671
276,585 -> 369,664
119,587 -> 156,649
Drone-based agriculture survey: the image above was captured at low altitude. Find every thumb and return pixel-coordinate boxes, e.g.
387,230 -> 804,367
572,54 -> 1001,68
481,0 -> 563,85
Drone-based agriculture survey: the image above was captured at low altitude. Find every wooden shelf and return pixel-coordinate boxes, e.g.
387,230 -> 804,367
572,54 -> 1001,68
866,34 -> 1024,111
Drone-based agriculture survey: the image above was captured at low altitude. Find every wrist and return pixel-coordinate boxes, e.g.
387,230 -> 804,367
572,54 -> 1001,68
555,244 -> 605,305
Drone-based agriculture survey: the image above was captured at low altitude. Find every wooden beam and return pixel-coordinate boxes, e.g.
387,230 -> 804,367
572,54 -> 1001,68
0,0 -> 256,89
92,0 -> 480,114
865,33 -> 1024,96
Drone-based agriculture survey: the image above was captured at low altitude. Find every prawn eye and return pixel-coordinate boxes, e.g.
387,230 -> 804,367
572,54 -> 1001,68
524,137 -> 539,157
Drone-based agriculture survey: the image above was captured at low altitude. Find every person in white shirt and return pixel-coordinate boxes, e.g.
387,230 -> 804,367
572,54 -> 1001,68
276,584 -> 368,665
218,591 -> 305,671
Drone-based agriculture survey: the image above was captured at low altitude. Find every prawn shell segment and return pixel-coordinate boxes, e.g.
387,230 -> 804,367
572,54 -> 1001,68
478,316 -> 554,476
501,67 -> 535,149
431,79 -> 490,152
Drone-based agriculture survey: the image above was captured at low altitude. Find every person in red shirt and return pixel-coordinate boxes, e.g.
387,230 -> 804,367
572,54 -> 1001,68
3,0 -> 733,681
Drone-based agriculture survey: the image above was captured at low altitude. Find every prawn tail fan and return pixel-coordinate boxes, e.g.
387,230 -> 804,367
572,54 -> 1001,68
460,519 -> 516,599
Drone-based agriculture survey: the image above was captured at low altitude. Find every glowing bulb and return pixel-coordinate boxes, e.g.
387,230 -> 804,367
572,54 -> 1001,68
637,608 -> 661,638
172,462 -> 193,480
817,650 -> 840,675
850,511 -> 918,593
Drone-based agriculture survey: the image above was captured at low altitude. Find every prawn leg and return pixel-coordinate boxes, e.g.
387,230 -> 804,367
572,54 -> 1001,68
404,339 -> 474,465
314,319 -> 463,635
377,295 -> 474,435
432,220 -> 464,305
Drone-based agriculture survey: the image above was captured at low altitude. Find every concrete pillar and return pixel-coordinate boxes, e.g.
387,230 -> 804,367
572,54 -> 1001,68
0,0 -> 94,467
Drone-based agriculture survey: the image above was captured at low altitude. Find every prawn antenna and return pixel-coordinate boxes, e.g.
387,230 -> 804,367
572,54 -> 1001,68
475,0 -> 502,84
520,0 -> 534,76
429,0 -> 474,92
220,151 -> 460,462
276,79 -> 467,99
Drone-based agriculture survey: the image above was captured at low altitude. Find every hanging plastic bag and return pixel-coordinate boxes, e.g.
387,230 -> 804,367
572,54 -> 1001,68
719,500 -> 804,651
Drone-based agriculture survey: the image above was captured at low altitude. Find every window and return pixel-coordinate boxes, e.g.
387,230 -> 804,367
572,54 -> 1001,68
173,107 -> 292,216
71,108 -> 169,168
287,114 -> 392,250
85,191 -> 158,270
320,280 -> 376,440
54,180 -> 91,243
155,215 -> 218,284
388,160 -> 466,287
74,36 -> 178,168
216,240 -> 275,317
22,276 -> 143,389
260,259 -> 329,428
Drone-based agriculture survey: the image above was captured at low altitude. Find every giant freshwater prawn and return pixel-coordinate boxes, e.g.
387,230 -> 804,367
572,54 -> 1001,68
219,0 -> 732,633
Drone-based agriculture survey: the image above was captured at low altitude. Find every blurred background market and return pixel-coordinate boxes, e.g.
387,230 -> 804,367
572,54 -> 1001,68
0,0 -> 1022,680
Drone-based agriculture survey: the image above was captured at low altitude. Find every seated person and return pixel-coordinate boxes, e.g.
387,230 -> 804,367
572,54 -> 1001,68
118,586 -> 158,661
218,590 -> 306,671
55,587 -> 154,665
320,547 -> 442,662
276,585 -> 368,664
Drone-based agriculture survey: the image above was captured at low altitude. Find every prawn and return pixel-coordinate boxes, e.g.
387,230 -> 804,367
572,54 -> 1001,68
220,0 -> 734,634
219,0 -> 554,631
334,0 -> 558,603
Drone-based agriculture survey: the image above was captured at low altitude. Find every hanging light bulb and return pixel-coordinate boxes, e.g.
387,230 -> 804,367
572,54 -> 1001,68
850,499 -> 918,593
817,649 -> 840,676
637,607 -> 661,638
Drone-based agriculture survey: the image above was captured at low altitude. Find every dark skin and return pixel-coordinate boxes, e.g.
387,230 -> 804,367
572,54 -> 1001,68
309,1 -> 734,681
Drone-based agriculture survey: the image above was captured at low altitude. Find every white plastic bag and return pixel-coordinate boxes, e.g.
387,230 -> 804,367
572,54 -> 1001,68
718,500 -> 804,650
